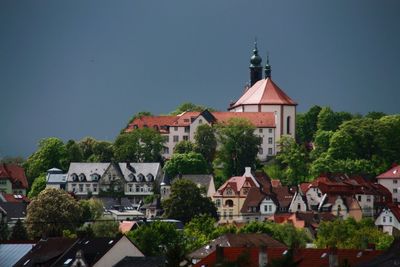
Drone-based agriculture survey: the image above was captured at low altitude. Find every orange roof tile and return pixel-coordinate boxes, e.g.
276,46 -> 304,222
377,164 -> 400,179
0,164 -> 28,189
229,78 -> 297,109
212,112 -> 275,128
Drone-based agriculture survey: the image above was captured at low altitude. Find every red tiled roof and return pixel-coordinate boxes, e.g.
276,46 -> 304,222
172,111 -> 201,126
215,175 -> 258,197
299,183 -> 312,194
0,164 -> 28,189
125,115 -> 177,133
377,164 -> 400,179
229,78 -> 297,109
1,193 -> 30,203
272,185 -> 295,208
212,112 -> 275,128
385,203 -> 400,222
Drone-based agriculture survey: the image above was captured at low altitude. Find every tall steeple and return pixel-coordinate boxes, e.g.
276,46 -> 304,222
264,52 -> 271,78
249,40 -> 263,86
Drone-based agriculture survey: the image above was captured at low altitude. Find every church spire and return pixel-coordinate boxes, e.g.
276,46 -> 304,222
249,40 -> 263,86
264,52 -> 271,78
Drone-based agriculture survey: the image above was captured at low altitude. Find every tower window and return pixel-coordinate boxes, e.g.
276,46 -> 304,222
287,116 -> 291,134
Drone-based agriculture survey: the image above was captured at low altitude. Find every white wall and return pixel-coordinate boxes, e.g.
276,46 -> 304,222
260,197 -> 277,215
378,179 -> 400,202
375,209 -> 400,235
288,192 -> 307,212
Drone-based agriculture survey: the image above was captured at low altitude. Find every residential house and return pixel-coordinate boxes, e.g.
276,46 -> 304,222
213,167 -> 261,223
375,203 -> 400,236
271,179 -> 296,213
66,162 -> 162,208
45,168 -> 67,190
187,233 -> 286,265
377,164 -> 400,203
0,202 -> 28,226
288,191 -> 308,213
0,164 -> 28,196
15,236 -> 144,267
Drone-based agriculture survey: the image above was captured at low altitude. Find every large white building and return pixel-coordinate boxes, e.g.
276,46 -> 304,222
126,44 -> 297,161
377,164 -> 400,203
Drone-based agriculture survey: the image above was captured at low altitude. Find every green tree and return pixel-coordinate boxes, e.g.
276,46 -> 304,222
315,218 -> 393,250
173,140 -> 195,154
162,179 -> 218,224
163,152 -> 209,177
0,217 -> 9,240
114,128 -> 165,162
184,215 -> 217,251
276,136 -> 309,185
65,140 -> 83,163
10,219 -> 28,240
28,174 -> 47,198
25,188 -> 82,238
296,105 -> 321,143
79,198 -> 104,222
365,111 -> 386,120
87,141 -> 113,162
24,137 -> 67,185
169,102 -> 216,115
127,221 -> 184,256
216,118 -> 261,178
310,130 -> 334,159
92,216 -> 119,238
194,124 -> 217,164
317,107 -> 341,131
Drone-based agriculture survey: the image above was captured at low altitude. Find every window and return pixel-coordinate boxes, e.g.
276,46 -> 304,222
184,127 -> 190,133
163,135 -> 169,142
242,188 -> 249,195
390,216 -> 393,223
395,198 -> 398,203
174,127 -> 178,131
258,148 -> 263,155
264,205 -> 268,212
184,119 -> 189,123
199,119 -> 203,124
287,116 -> 291,134
268,137 -> 273,144
0,181 -> 7,185
136,185 -> 140,192
173,136 -> 179,142
163,147 -> 169,154
297,203 -> 301,211
383,216 -> 386,223
268,148 -> 273,155
226,188 -> 233,195
358,195 -> 362,202
215,199 -> 221,207
93,185 -> 97,192
223,212 -> 227,218
268,129 -> 273,133
183,135 -> 189,141
79,184 -> 83,192
394,180 -> 398,184
366,196 -> 371,202
129,185 -> 133,192
229,211 -> 233,219
394,188 -> 398,193
269,205 -> 272,212
259,129 -> 263,133
225,200 -> 234,207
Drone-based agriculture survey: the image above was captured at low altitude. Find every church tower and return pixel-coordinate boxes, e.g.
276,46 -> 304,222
249,42 -> 263,86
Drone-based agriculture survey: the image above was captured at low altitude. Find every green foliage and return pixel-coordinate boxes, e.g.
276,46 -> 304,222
79,198 -> 104,222
127,221 -> 184,256
0,156 -> 25,164
310,130 -> 334,159
162,179 -> 218,224
91,217 -> 119,238
194,124 -> 217,164
184,215 -> 218,251
365,111 -> 386,120
169,102 -> 216,115
9,219 -> 28,240
173,140 -> 195,154
163,152 -> 209,177
315,218 -> 394,250
24,137 -> 67,184
25,188 -> 82,238
114,128 -> 165,162
276,136 -> 310,185
65,140 -> 83,163
62,229 -> 77,238
0,217 -> 9,240
77,138 -> 113,162
216,118 -> 261,177
317,107 -> 342,131
28,174 -> 47,198
263,162 -> 285,180
296,105 -> 322,143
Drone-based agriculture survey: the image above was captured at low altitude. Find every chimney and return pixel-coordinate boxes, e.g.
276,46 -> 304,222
258,246 -> 268,267
215,245 -> 224,267
244,167 -> 252,177
329,248 -> 339,267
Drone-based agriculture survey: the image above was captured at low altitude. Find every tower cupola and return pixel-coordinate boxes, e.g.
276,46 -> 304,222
264,53 -> 272,78
249,41 -> 263,86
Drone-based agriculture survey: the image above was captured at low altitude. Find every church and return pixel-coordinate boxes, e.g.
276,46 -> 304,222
126,43 -> 297,161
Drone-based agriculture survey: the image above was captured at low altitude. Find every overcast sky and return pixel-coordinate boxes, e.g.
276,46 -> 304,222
1,0 -> 399,158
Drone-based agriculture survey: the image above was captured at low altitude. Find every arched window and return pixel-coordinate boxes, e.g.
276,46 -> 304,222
128,173 -> 136,182
79,173 -> 86,182
146,174 -> 154,182
137,173 -> 145,182
287,116 -> 291,134
225,200 -> 234,207
71,173 -> 78,182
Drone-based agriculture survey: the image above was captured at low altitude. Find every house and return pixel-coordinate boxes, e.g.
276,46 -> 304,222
15,236 -> 144,267
213,167 -> 261,223
0,202 -> 28,226
187,233 -> 286,265
45,168 -> 67,190
65,162 -> 162,207
193,246 -> 383,267
0,164 -> 28,196
271,180 -> 296,213
139,197 -> 163,219
377,164 -> 400,203
375,203 -> 400,236
125,45 -> 297,161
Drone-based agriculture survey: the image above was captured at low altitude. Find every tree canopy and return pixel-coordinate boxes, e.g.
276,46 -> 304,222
28,174 -> 47,198
173,140 -> 195,154
216,118 -> 261,178
194,124 -> 217,164
169,102 -> 216,115
163,152 -> 209,177
162,179 -> 218,224
113,128 -> 164,162
25,188 -> 82,238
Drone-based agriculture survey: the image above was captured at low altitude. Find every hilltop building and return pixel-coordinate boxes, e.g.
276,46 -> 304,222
126,43 -> 297,161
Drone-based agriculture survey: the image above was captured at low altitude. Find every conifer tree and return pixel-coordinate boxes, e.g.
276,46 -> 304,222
10,219 -> 28,240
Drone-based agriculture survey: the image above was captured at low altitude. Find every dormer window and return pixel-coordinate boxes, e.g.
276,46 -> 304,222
91,173 -> 100,181
128,173 -> 136,182
79,173 -> 86,182
137,173 -> 145,182
71,173 -> 78,182
226,188 -> 233,195
146,174 -> 154,182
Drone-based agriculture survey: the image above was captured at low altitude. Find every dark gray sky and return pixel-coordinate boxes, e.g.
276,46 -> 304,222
1,0 -> 399,158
